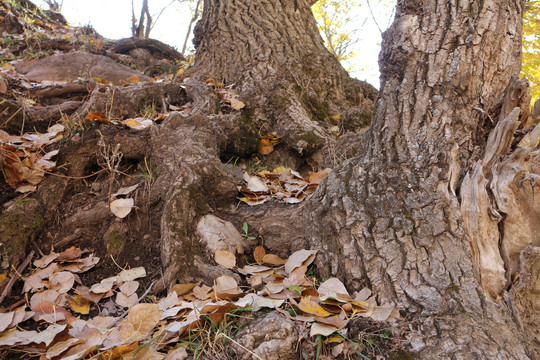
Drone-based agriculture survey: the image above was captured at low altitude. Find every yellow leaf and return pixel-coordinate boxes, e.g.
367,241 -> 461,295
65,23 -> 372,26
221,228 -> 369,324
2,63 -> 15,72
272,166 -> 290,174
122,117 -> 153,130
177,68 -> 185,76
230,98 -> 245,110
325,333 -> 344,344
92,77 -> 111,84
67,295 -> 91,314
297,297 -> 331,317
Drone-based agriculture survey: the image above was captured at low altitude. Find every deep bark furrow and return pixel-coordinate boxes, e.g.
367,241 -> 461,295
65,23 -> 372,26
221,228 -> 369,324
305,0 -> 533,357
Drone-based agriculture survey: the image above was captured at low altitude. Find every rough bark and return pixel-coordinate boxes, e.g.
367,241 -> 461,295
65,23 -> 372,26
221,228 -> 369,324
299,0 -> 538,358
154,0 -> 538,357
189,0 -> 377,165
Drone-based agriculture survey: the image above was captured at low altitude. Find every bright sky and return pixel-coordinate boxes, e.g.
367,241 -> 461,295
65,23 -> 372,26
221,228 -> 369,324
32,0 -> 395,88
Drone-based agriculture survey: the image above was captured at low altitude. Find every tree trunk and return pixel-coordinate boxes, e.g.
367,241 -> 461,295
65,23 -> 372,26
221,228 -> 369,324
189,0 -> 377,163
178,0 -> 540,357
305,0 -> 539,358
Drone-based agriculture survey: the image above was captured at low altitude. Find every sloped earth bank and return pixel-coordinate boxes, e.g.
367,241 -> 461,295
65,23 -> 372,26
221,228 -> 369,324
1,68 -> 390,360
0,2 -> 414,359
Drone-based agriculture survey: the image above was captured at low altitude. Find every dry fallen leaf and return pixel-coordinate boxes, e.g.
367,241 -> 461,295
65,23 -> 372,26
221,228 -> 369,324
284,249 -> 317,274
85,112 -> 108,123
67,295 -> 91,315
171,283 -> 198,297
310,322 -> 340,337
165,346 -> 188,360
122,117 -> 153,130
308,169 -> 331,184
253,246 -> 266,265
214,250 -> 236,269
262,253 -> 287,266
128,75 -> 140,84
109,198 -> 134,218
258,138 -> 274,155
127,303 -> 162,334
0,76 -> 8,94
230,98 -> 245,110
297,297 -> 331,317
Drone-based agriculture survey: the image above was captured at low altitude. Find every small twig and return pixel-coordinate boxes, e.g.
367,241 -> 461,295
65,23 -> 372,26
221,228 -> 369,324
108,280 -> 156,329
31,167 -> 107,179
0,250 -> 34,305
366,0 -> 383,34
473,107 -> 495,123
0,107 -> 22,128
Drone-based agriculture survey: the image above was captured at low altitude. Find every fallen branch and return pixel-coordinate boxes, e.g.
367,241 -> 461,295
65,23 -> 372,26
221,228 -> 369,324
0,250 -> 34,305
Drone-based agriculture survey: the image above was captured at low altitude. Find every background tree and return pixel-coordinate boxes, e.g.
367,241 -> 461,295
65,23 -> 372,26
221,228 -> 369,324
43,0 -> 62,11
522,0 -> 540,104
311,0 -> 362,68
131,0 -> 152,38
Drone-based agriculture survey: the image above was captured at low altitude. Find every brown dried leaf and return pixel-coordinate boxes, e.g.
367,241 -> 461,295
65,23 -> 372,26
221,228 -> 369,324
0,312 -> 15,332
117,267 -> 146,282
284,249 -> 317,274
115,292 -> 138,308
128,75 -> 140,84
230,98 -> 245,110
49,271 -> 75,294
84,112 -> 109,123
165,346 -> 188,360
214,250 -> 236,269
0,76 -> 8,94
215,275 -> 242,295
127,303 -> 162,334
262,253 -> 287,266
258,138 -> 274,155
253,246 -> 266,265
33,251 -> 59,268
193,284 -> 212,300
310,322 -> 339,337
119,281 -> 139,296
307,169 -> 331,184
171,282 -> 198,297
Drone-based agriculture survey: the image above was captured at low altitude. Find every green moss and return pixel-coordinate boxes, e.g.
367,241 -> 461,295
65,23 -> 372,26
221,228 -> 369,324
104,228 -> 125,255
0,198 -> 43,267
189,191 -> 208,215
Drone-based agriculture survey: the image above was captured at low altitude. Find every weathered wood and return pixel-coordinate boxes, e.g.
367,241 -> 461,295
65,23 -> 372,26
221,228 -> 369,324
112,38 -> 184,61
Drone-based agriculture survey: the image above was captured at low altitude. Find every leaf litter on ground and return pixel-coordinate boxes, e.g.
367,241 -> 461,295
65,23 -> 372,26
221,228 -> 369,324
0,243 -> 400,359
238,167 -> 331,205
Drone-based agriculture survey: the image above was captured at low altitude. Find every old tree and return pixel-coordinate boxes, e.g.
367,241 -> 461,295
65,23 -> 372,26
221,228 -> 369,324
169,0 -> 539,358
2,0 -> 538,358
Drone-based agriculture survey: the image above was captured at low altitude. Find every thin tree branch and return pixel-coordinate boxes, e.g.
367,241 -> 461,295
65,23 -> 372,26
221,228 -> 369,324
0,251 -> 34,305
181,0 -> 203,55
366,0 -> 383,34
